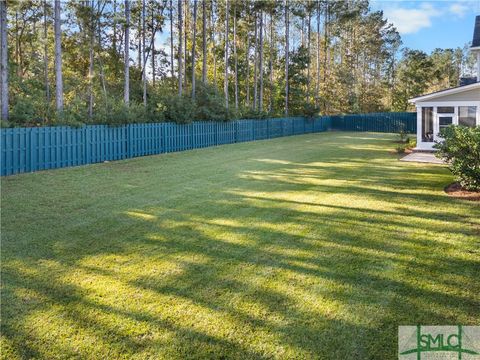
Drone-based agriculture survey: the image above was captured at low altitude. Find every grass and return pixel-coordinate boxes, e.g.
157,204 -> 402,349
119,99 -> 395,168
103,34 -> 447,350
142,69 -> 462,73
1,132 -> 479,359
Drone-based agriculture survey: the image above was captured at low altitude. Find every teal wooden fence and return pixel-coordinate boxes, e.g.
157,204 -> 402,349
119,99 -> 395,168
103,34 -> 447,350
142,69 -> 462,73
0,113 -> 416,176
330,112 -> 416,133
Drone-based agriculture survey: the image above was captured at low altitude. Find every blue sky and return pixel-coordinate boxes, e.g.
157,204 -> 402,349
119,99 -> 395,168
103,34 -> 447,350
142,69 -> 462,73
371,0 -> 479,53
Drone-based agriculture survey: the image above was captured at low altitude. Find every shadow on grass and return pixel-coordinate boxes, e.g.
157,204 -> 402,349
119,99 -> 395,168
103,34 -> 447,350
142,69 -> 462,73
2,133 -> 479,359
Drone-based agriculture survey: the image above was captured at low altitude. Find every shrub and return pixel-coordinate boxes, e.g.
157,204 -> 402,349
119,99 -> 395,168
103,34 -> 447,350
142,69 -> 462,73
239,107 -> 269,120
396,143 -> 407,154
434,126 -> 480,191
194,83 -> 230,121
303,103 -> 320,120
10,96 -> 50,126
397,124 -> 409,143
162,95 -> 197,124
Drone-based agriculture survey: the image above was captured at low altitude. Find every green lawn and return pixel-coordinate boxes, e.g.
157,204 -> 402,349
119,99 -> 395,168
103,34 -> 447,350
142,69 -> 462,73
1,132 -> 479,359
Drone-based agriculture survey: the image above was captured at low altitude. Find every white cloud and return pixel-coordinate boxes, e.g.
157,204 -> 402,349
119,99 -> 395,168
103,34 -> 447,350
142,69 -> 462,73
449,3 -> 469,18
383,3 -> 443,34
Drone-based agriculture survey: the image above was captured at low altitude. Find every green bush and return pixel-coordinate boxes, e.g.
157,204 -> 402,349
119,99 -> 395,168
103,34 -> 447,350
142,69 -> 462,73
396,143 -> 407,154
434,126 -> 480,191
194,83 -> 230,121
239,107 -> 269,120
303,103 -> 320,120
162,95 -> 197,124
10,96 -> 50,126
397,125 -> 409,143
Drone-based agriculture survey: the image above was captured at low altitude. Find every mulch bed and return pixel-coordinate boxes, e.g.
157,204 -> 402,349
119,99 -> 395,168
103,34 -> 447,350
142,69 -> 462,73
445,182 -> 480,202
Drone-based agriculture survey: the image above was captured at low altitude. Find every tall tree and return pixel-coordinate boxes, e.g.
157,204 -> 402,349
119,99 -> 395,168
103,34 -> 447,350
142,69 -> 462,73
178,0 -> 183,95
306,6 -> 311,100
269,10 -> 274,113
284,0 -> 289,115
233,1 -> 238,109
54,0 -> 63,113
224,0 -> 229,109
142,0 -> 146,106
253,12 -> 257,109
43,0 -> 50,106
245,11 -> 250,108
322,0 -> 329,112
183,0 -> 187,89
169,0 -> 174,81
315,0 -> 320,105
211,0 -> 217,89
0,0 -> 7,121
88,1 -> 95,118
150,1 -> 156,87
113,0 -> 117,52
191,0 -> 197,98
124,0 -> 130,105
258,10 -> 263,111
201,0 -> 207,84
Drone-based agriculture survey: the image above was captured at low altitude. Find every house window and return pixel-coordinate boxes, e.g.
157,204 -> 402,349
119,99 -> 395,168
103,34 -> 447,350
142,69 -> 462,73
439,116 -> 453,132
458,106 -> 477,127
422,107 -> 434,142
437,106 -> 455,114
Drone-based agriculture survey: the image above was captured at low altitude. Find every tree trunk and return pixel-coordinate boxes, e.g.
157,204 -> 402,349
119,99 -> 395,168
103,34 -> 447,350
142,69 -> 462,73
224,0 -> 228,110
233,2 -> 238,109
54,0 -> 64,113
315,0 -> 320,106
301,17 -> 304,47
142,0 -> 146,106
269,13 -> 273,113
43,0 -> 50,106
201,0 -> 206,84
211,1 -> 217,90
169,0 -> 174,82
253,13 -> 257,109
113,0 -> 117,53
323,1 -> 328,112
15,11 -> 20,78
151,2 -> 155,87
183,0 -> 187,90
178,0 -> 183,95
88,1 -> 95,118
258,11 -> 263,111
223,0 -> 230,110
137,2 -> 141,68
306,11 -> 311,101
124,0 -> 130,105
191,0 -> 197,98
0,0 -> 8,121
245,29 -> 249,107
284,0 -> 289,116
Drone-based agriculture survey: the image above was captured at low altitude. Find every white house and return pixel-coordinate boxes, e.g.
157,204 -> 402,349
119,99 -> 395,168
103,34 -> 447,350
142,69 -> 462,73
408,16 -> 480,151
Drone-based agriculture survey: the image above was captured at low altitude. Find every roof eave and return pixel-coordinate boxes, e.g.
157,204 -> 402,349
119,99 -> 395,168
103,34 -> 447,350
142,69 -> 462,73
408,82 -> 480,103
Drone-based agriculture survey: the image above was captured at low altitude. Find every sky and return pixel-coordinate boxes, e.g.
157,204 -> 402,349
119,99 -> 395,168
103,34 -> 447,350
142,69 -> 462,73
371,0 -> 479,53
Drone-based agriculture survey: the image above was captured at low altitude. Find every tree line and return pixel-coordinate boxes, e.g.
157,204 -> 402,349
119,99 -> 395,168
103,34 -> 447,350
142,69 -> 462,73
0,0 -> 476,126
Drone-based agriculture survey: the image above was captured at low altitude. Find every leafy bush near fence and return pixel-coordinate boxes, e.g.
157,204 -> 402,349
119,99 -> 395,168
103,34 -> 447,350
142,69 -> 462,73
434,126 -> 480,191
4,83 -> 284,127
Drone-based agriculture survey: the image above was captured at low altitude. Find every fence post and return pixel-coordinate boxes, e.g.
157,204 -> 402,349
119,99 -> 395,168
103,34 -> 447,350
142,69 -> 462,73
30,128 -> 36,172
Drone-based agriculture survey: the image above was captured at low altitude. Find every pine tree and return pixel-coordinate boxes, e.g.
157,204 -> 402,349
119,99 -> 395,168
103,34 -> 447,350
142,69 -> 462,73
54,0 -> 63,113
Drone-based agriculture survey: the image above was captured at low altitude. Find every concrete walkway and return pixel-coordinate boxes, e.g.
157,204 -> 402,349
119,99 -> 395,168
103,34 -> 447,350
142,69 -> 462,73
400,152 -> 445,164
